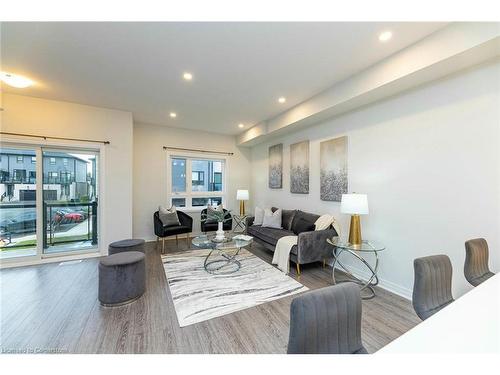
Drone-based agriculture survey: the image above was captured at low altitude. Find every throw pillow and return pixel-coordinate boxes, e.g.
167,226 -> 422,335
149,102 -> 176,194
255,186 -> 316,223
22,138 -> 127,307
262,208 -> 282,229
281,209 -> 297,231
314,214 -> 335,230
206,204 -> 224,223
158,205 -> 180,227
293,218 -> 315,235
254,206 -> 265,225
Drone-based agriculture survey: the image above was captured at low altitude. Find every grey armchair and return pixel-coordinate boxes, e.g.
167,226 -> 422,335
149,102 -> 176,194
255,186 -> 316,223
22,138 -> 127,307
464,238 -> 495,287
287,283 -> 367,354
412,255 -> 454,320
154,210 -> 193,253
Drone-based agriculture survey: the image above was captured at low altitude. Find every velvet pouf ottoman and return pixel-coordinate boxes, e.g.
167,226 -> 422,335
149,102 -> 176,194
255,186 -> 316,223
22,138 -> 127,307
98,251 -> 146,306
108,238 -> 145,255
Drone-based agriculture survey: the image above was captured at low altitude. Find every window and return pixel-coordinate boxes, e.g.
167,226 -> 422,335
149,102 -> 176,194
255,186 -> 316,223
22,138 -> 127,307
63,158 -> 68,166
168,155 -> 226,209
49,171 -> 58,178
31,156 -> 36,163
49,157 -> 56,165
13,169 -> 26,182
17,156 -> 23,163
192,171 -> 205,186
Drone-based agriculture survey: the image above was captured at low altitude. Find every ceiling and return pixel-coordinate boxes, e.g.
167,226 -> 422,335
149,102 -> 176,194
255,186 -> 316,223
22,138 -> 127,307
1,22 -> 447,135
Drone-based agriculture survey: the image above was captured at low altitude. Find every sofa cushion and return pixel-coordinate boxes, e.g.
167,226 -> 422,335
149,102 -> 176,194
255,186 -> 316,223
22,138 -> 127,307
247,225 -> 294,246
293,218 -> 315,235
291,210 -> 320,234
271,207 -> 297,231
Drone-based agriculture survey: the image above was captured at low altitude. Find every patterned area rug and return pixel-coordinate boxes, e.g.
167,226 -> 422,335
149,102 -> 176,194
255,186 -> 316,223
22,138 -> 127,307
162,248 -> 308,327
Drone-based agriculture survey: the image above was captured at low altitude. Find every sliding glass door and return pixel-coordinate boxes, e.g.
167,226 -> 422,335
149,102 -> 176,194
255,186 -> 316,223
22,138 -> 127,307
0,142 -> 100,263
0,146 -> 38,259
42,149 -> 99,254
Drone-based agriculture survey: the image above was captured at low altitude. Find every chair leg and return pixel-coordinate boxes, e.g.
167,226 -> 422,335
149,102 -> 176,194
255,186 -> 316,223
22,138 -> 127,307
162,238 -> 165,254
296,263 -> 301,276
323,259 -> 326,268
176,235 -> 178,247
186,233 -> 189,247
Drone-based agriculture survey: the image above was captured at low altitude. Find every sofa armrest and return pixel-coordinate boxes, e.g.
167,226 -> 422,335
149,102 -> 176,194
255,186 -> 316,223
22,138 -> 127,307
246,216 -> 255,227
296,228 -> 338,264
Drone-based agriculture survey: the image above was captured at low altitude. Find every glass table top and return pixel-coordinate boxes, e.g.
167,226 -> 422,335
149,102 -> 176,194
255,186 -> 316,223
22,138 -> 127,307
192,233 -> 253,249
327,237 -> 385,252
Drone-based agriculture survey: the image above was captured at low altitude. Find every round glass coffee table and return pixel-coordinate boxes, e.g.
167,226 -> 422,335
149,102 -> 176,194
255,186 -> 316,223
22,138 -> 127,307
326,237 -> 386,299
192,234 -> 253,274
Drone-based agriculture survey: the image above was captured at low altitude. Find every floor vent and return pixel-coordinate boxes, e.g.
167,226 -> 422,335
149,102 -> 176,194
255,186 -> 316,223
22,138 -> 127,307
59,260 -> 83,266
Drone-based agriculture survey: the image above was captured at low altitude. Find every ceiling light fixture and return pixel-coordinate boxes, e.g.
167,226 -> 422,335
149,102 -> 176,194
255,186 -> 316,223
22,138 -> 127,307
169,112 -> 177,118
378,31 -> 393,42
238,123 -> 245,128
1,71 -> 34,88
278,97 -> 286,104
183,72 -> 193,81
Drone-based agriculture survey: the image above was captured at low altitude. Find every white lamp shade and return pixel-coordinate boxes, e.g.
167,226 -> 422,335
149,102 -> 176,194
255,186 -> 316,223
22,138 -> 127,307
236,189 -> 249,200
340,194 -> 369,215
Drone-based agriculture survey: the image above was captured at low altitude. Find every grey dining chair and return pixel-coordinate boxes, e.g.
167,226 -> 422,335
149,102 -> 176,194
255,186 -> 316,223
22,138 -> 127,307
287,282 -> 367,354
464,238 -> 495,287
412,255 -> 454,320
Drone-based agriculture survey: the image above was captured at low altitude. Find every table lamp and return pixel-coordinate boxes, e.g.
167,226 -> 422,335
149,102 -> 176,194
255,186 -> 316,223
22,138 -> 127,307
236,189 -> 249,215
340,193 -> 369,245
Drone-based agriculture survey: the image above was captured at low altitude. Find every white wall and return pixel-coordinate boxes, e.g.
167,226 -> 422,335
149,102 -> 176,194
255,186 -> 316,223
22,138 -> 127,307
1,94 -> 134,252
133,122 -> 252,240
250,61 -> 500,299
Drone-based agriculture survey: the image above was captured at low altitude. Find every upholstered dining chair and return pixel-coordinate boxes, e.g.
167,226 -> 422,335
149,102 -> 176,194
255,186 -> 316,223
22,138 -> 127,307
464,238 -> 495,287
287,283 -> 367,354
200,208 -> 232,233
153,210 -> 193,253
412,255 -> 455,320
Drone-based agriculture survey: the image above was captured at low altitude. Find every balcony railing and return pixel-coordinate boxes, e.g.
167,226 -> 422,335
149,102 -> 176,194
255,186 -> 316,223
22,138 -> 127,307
0,200 -> 98,249
0,176 -> 76,184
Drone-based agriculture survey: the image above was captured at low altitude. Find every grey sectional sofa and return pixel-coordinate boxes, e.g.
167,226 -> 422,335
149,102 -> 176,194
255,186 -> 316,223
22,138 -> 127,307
246,208 -> 338,274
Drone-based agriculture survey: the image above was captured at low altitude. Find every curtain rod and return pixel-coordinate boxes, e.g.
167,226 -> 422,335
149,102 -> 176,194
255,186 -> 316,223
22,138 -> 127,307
0,132 -> 110,145
163,146 -> 233,156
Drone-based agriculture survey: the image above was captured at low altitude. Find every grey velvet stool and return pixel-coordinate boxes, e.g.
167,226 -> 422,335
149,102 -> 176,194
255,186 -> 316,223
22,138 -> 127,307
412,255 -> 454,320
98,251 -> 146,306
465,238 -> 495,287
287,283 -> 367,354
108,238 -> 145,255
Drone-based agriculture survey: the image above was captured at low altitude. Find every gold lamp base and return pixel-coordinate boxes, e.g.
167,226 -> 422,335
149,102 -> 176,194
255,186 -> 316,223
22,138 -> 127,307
239,200 -> 245,216
348,214 -> 362,245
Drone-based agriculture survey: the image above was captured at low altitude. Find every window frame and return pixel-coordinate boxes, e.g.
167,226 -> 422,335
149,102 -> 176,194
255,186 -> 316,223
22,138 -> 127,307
166,151 -> 227,211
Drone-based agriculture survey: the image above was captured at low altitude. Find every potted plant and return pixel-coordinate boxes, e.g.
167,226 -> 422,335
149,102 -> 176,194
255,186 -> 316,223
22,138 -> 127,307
201,208 -> 232,241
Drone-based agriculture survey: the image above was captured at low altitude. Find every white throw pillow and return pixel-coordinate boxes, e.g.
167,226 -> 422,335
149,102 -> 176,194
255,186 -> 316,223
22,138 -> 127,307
262,208 -> 282,229
314,214 -> 334,230
254,206 -> 265,225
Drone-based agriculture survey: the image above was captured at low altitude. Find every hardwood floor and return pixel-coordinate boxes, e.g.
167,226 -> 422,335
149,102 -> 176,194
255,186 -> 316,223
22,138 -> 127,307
0,240 -> 420,354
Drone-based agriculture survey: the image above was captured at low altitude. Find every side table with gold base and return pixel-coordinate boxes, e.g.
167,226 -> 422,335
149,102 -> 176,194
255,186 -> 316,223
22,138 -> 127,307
326,237 -> 385,299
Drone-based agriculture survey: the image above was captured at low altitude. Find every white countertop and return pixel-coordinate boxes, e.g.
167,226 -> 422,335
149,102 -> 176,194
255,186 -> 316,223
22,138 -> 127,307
378,273 -> 500,354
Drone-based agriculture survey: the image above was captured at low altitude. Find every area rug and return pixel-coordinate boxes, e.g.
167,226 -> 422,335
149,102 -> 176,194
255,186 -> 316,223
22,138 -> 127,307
161,248 -> 308,327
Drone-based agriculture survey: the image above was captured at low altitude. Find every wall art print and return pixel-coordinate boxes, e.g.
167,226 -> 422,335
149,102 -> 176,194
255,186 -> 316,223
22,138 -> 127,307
268,143 -> 283,189
320,136 -> 348,201
290,140 -> 309,194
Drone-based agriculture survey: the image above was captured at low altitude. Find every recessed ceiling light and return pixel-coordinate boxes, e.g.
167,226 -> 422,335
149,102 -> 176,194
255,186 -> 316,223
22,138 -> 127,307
183,72 -> 193,81
238,123 -> 245,128
378,31 -> 392,42
1,71 -> 34,88
278,97 -> 286,104
169,112 -> 177,118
